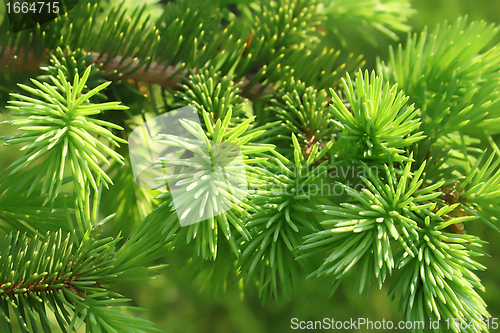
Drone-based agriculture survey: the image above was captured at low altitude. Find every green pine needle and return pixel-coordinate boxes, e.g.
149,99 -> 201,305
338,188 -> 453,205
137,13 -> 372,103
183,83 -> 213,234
1,66 -> 128,203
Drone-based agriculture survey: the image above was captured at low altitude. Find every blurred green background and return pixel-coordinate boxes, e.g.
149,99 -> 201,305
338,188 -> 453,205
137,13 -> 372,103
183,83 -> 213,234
2,1 -> 500,332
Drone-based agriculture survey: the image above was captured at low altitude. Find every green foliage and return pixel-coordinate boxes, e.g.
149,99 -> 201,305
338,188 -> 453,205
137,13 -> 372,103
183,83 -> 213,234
0,168 -> 68,235
238,135 -> 332,302
174,68 -> 248,126
0,229 -> 161,333
153,109 -> 268,259
378,16 -> 500,156
267,79 -> 333,153
446,147 -> 500,232
300,157 -> 441,292
321,0 -> 415,46
1,66 -> 127,203
391,210 -> 488,332
329,70 -> 424,162
1,0 -> 500,332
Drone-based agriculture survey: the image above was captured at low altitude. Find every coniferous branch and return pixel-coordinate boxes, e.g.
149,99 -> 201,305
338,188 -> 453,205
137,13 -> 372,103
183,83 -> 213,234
1,66 -> 127,203
378,17 -> 500,163
299,156 -> 443,295
151,92 -> 274,259
0,228 -> 162,333
0,46 -> 275,99
265,79 -> 335,158
0,47 -> 43,72
2,0 -> 500,332
320,0 -> 415,46
0,168 -> 70,235
442,146 -> 500,232
237,0 -> 364,91
237,133 -> 332,302
329,70 -> 424,162
173,68 -> 249,125
99,157 -> 159,238
0,0 -> 361,104
39,47 -> 108,103
390,207 -> 489,333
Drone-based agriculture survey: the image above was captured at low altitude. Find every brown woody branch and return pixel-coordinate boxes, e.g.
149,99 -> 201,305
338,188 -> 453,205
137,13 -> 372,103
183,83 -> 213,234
0,46 -> 275,97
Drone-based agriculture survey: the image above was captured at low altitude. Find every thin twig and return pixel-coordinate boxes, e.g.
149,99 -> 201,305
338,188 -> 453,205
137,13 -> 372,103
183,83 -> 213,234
1,46 -> 276,97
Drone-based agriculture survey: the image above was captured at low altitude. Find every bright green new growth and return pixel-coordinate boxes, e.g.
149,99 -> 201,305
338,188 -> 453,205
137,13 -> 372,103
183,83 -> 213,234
392,208 -> 488,329
0,1 -> 500,332
329,70 -> 423,161
238,134 -> 332,302
300,158 -> 438,290
154,107 -> 273,260
1,66 -> 127,203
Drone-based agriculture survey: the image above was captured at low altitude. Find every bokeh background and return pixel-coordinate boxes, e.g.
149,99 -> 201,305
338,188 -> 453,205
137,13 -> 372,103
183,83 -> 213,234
1,0 -> 500,332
